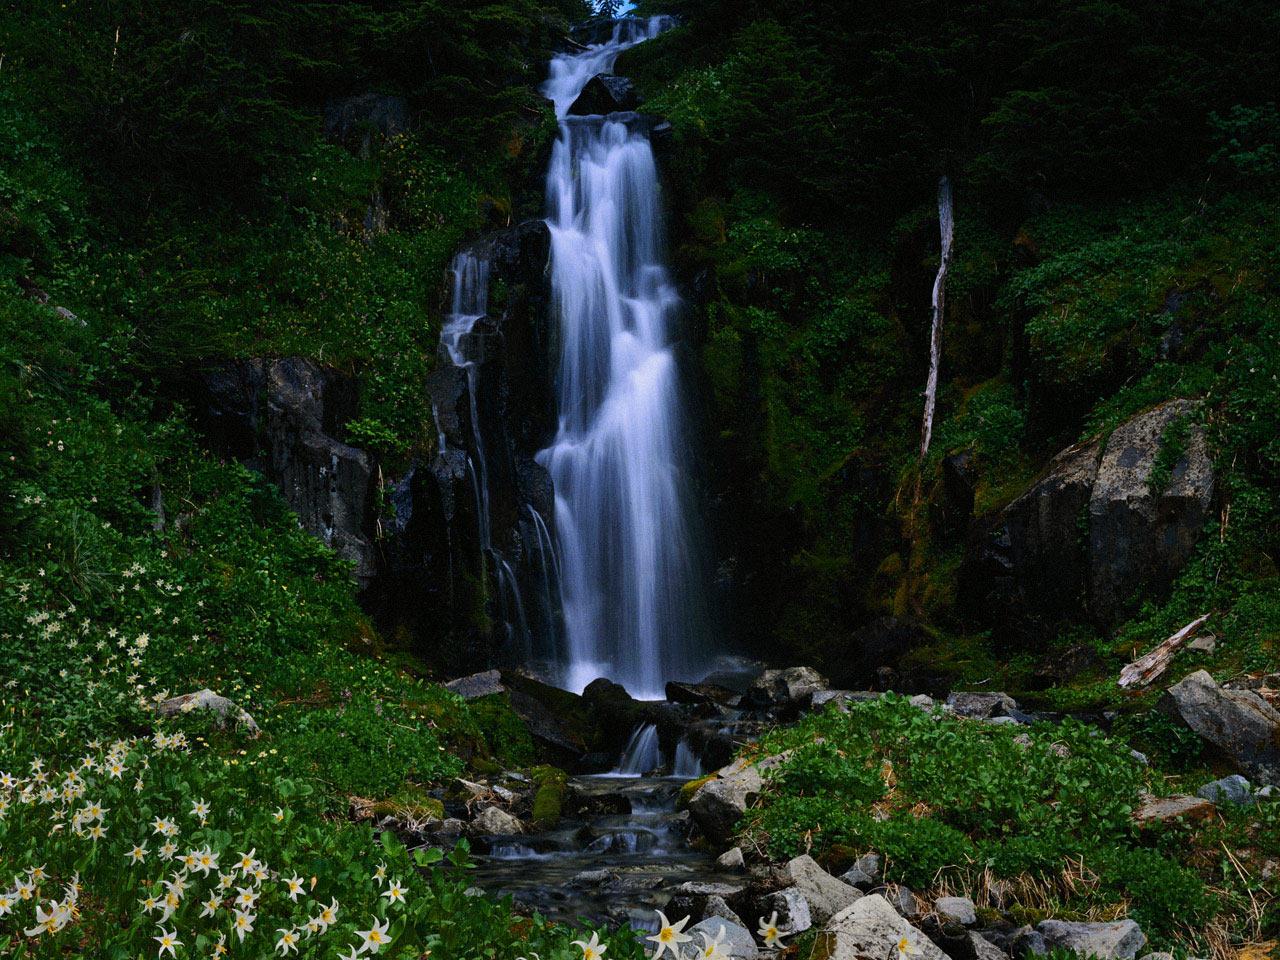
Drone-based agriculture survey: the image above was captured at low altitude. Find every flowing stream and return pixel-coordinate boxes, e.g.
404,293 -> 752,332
537,17 -> 710,699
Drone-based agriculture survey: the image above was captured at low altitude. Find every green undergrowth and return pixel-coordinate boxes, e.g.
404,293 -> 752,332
737,696 -> 1276,947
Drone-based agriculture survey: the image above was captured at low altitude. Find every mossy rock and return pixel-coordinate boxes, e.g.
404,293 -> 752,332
530,766 -> 568,829
678,773 -> 714,809
369,785 -> 445,824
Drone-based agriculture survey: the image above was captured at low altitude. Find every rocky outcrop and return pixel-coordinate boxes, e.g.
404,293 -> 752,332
1088,400 -> 1214,626
194,357 -> 378,585
743,666 -> 827,712
1162,670 -> 1280,785
156,689 -> 259,736
783,855 -> 861,925
962,400 -> 1214,644
567,74 -> 639,115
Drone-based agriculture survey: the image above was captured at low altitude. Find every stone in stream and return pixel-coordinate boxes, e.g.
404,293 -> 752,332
470,806 -> 524,836
784,854 -> 861,924
819,894 -> 949,960
716,847 -> 746,871
686,918 -> 758,959
1196,774 -> 1254,805
567,74 -> 640,116
934,896 -> 977,927
1163,669 -> 1280,784
664,881 -> 747,923
1036,920 -> 1146,960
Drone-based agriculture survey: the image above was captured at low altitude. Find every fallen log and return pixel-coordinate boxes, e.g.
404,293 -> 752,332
1118,613 -> 1211,689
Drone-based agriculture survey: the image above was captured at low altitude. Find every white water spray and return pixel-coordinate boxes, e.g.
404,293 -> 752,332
537,17 -> 710,699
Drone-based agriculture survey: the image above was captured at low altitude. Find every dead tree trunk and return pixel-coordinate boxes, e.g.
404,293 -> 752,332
919,175 -> 954,460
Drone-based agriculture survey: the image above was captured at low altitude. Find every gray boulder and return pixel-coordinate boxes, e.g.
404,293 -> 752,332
935,896 -> 977,926
445,670 -> 506,700
1196,774 -> 1254,805
1088,400 -> 1214,626
968,932 -> 1010,960
744,667 -> 828,710
716,847 -> 746,870
821,894 -> 949,960
839,853 -> 882,890
470,806 -> 524,836
1164,670 -> 1280,784
567,74 -> 640,116
687,763 -> 764,845
758,887 -> 812,937
703,895 -> 745,929
1036,920 -> 1146,960
785,854 -> 861,924
687,918 -> 758,960
946,691 -> 1018,719
156,689 -> 259,737
884,885 -> 924,922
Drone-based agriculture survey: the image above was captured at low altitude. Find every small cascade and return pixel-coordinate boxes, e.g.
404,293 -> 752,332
672,737 -> 705,779
606,723 -> 663,777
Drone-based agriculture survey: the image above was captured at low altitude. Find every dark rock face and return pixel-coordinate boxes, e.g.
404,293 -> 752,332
1088,399 -> 1214,626
846,616 -> 928,688
961,400 -> 1214,646
421,219 -> 559,669
195,357 -> 378,585
323,93 -> 409,152
567,74 -> 639,116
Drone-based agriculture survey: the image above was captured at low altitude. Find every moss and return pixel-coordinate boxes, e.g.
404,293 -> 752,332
679,773 -> 714,809
530,766 -> 568,829
370,785 -> 445,824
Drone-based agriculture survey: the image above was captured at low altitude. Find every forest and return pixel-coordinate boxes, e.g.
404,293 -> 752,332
1,0 -> 1277,958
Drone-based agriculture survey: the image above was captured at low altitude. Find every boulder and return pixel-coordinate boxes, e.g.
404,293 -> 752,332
703,895 -> 746,929
716,847 -> 746,870
884,885 -> 924,922
946,691 -> 1018,719
1088,400 -> 1213,626
1163,670 -> 1280,785
785,855 -> 861,924
758,887 -> 812,937
1132,793 -> 1216,826
470,806 -> 524,836
445,670 -> 506,700
687,765 -> 763,845
1036,920 -> 1146,960
687,918 -> 758,960
743,667 -> 828,711
820,894 -> 950,960
839,853 -> 882,890
961,439 -> 1101,636
1196,774 -> 1254,805
664,882 -> 748,924
935,896 -> 977,927
155,689 -> 259,737
567,74 -> 639,116
968,932 -> 1011,960
666,680 -> 738,706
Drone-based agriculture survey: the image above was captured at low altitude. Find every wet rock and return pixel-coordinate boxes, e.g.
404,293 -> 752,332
743,666 -> 828,711
1196,774 -> 1254,805
471,806 -> 525,836
445,670 -> 506,700
785,854 -> 861,924
567,74 -> 639,115
1036,920 -> 1146,960
758,887 -> 812,937
687,917 -> 758,960
935,896 -> 977,927
156,689 -> 259,737
1132,793 -> 1216,825
666,680 -> 737,706
1163,670 -> 1280,784
821,894 -> 949,960
703,895 -> 746,929
1088,401 -> 1214,627
946,691 -> 1018,719
665,881 -> 747,923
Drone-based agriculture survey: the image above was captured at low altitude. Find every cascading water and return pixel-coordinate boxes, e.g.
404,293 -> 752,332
606,723 -> 663,777
537,17 -> 711,699
672,737 -> 705,779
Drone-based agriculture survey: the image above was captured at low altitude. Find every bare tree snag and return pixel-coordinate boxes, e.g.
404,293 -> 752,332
919,175 -> 954,461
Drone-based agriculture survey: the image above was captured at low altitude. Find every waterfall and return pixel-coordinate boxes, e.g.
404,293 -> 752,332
606,723 -> 663,777
536,16 -> 711,699
671,737 -> 705,779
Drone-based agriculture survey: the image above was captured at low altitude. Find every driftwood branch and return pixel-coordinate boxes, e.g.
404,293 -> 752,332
919,175 -> 954,460
1117,613 -> 1212,689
